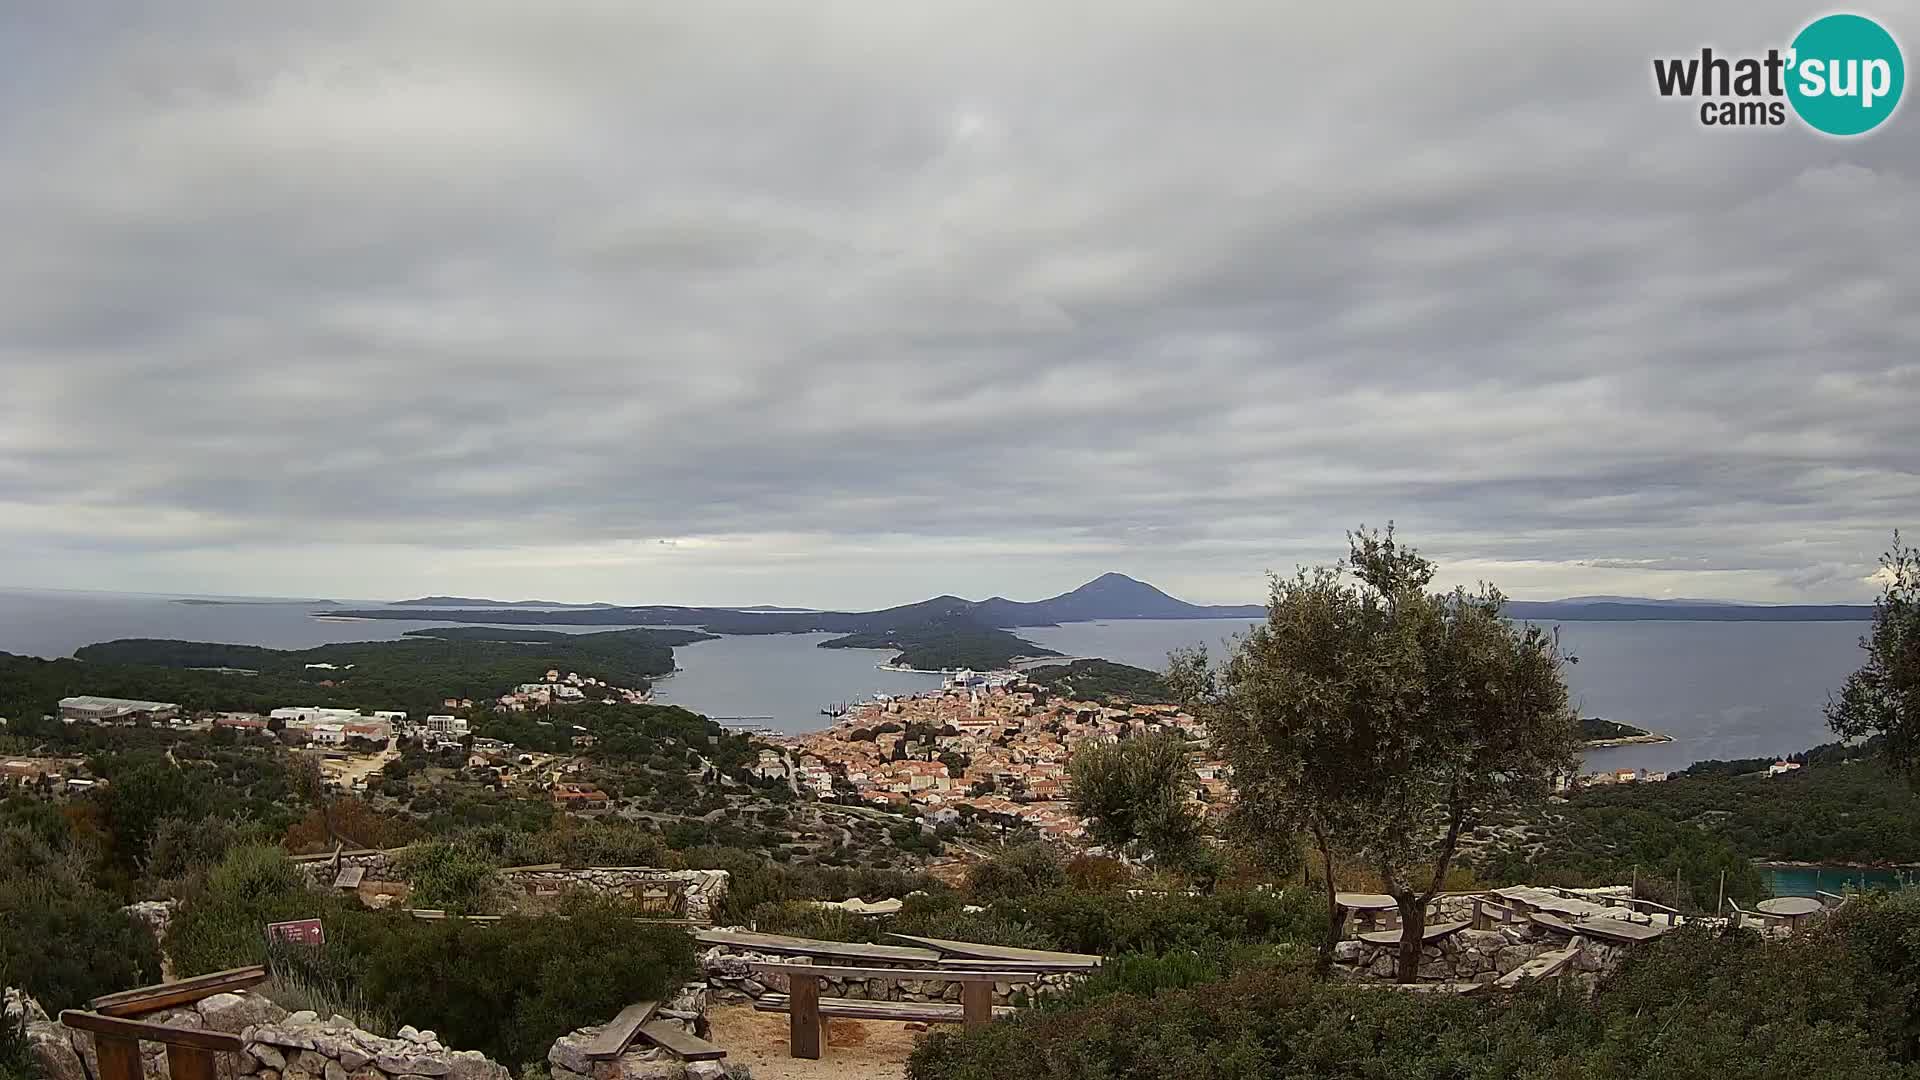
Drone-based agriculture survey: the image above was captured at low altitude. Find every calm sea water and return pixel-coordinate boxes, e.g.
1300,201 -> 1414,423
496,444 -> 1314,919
0,589 -> 1870,762
1763,865 -> 1918,897
1021,617 -> 1869,772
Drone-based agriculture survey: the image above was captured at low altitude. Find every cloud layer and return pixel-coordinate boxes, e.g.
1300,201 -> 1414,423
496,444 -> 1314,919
2,1 -> 1915,606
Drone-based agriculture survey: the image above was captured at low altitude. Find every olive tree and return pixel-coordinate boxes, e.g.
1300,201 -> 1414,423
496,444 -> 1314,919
1177,526 -> 1579,981
1828,532 -> 1920,783
1067,732 -> 1204,867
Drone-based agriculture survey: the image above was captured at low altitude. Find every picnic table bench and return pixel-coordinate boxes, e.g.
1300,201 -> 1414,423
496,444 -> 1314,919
748,963 -> 1031,1059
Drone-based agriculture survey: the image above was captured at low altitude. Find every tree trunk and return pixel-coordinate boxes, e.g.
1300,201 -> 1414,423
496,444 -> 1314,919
1394,894 -> 1427,983
1315,832 -> 1344,972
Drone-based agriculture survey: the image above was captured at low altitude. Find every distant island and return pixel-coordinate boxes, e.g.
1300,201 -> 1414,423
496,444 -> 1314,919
174,598 -> 341,606
1580,716 -> 1673,747
324,573 -> 1875,672
390,596 -> 617,608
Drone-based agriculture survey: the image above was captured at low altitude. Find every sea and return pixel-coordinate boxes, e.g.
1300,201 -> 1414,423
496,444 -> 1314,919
0,587 -> 1869,770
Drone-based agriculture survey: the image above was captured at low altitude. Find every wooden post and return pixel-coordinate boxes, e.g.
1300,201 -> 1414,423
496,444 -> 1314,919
961,981 -> 993,1030
788,974 -> 824,1060
165,1045 -> 219,1080
1631,865 -> 1639,896
93,1036 -> 143,1080
1471,897 -> 1489,931
1716,870 -> 1726,919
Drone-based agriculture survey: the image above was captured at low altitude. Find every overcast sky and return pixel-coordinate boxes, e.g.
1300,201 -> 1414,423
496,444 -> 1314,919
1,2 -> 1914,609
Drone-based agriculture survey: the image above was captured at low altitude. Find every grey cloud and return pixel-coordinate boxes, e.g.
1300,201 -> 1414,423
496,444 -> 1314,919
0,0 -> 1915,607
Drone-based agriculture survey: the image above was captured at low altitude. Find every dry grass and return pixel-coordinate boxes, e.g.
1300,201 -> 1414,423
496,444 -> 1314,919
706,1003 -> 953,1080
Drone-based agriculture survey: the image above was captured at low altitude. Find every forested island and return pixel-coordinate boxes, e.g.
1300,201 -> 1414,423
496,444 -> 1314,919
0,627 -> 710,725
1579,716 -> 1672,746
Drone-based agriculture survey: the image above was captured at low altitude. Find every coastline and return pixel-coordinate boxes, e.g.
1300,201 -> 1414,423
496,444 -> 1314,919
1583,732 -> 1676,749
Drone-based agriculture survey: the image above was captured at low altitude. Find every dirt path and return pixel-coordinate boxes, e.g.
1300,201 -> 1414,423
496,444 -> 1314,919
706,1003 -> 936,1080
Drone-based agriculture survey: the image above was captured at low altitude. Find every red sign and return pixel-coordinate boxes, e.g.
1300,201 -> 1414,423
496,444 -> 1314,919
265,919 -> 325,947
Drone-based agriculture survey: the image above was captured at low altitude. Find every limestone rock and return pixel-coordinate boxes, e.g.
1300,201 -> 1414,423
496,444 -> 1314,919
1331,940 -> 1365,963
249,1044 -> 288,1071
324,1059 -> 348,1080
547,1031 -> 598,1076
28,1022 -> 89,1080
375,1053 -> 451,1077
200,994 -> 285,1035
445,1050 -> 508,1080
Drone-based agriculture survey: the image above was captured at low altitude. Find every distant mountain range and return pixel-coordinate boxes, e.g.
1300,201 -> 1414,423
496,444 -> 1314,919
357,573 -> 1871,628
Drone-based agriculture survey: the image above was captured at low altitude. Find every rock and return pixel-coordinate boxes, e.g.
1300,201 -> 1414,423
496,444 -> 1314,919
683,1064 -> 730,1080
337,1047 -> 372,1071
258,1071 -> 281,1080
547,1031 -> 598,1076
1331,940 -> 1365,963
4,989 -> 50,1025
410,1030 -> 438,1046
551,1069 -> 591,1080
249,1045 -> 288,1071
324,1060 -> 348,1080
201,994 -> 285,1035
285,1012 -> 319,1027
398,1026 -> 421,1042
375,1054 -> 451,1077
445,1050 -> 508,1080
28,1022 -> 89,1080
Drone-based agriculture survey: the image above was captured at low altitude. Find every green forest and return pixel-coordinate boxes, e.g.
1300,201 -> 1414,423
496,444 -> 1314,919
0,628 -> 708,724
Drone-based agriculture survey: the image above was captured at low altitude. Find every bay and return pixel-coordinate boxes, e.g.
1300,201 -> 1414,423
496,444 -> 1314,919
0,589 -> 1873,764
1018,617 -> 1869,773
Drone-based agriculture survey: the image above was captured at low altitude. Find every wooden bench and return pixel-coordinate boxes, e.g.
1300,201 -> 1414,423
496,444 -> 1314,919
747,963 -> 1035,1060
1355,919 -> 1471,947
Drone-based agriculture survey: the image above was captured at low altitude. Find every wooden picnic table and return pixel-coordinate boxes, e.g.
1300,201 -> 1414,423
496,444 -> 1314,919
695,929 -> 943,965
1334,892 -> 1402,936
1356,919 -> 1471,946
882,933 -> 1101,969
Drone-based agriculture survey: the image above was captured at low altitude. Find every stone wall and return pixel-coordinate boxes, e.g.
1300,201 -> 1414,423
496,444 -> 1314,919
1330,925 -> 1628,985
13,989 -> 510,1080
499,868 -> 728,924
295,850 -> 728,924
546,983 -> 741,1080
699,941 -> 1084,1007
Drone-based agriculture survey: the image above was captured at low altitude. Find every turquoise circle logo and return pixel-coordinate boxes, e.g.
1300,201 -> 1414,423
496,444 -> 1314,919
1787,14 -> 1904,135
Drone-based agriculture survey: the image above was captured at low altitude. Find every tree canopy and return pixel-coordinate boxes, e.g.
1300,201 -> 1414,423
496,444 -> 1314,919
1181,525 -> 1580,979
1828,532 -> 1920,784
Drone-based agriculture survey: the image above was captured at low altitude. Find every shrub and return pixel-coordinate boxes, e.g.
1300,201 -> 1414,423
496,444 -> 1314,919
168,844 -> 347,976
1000,885 -> 1321,958
910,896 -> 1920,1080
336,896 -> 695,1065
400,840 -> 502,914
967,843 -> 1066,903
0,854 -> 161,1011
1063,854 -> 1132,892
744,901 -> 872,942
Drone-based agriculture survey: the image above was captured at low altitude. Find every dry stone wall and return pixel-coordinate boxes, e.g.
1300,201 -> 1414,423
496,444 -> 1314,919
1330,925 -> 1629,985
699,939 -> 1084,1007
295,849 -> 728,923
12,990 -> 511,1080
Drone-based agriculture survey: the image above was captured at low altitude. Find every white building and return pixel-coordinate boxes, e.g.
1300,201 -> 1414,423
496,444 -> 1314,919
306,723 -> 348,747
426,715 -> 469,736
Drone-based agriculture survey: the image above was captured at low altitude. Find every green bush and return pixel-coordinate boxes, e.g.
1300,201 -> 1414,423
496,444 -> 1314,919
0,1010 -> 36,1080
966,843 -> 1066,903
1000,885 -> 1322,958
167,844 -> 349,976
330,896 -> 695,1065
910,895 -> 1920,1080
400,840 -> 502,914
0,850 -> 161,1011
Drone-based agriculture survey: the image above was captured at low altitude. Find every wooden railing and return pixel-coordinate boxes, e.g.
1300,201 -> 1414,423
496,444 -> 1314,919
57,965 -> 270,1080
59,1012 -> 244,1080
